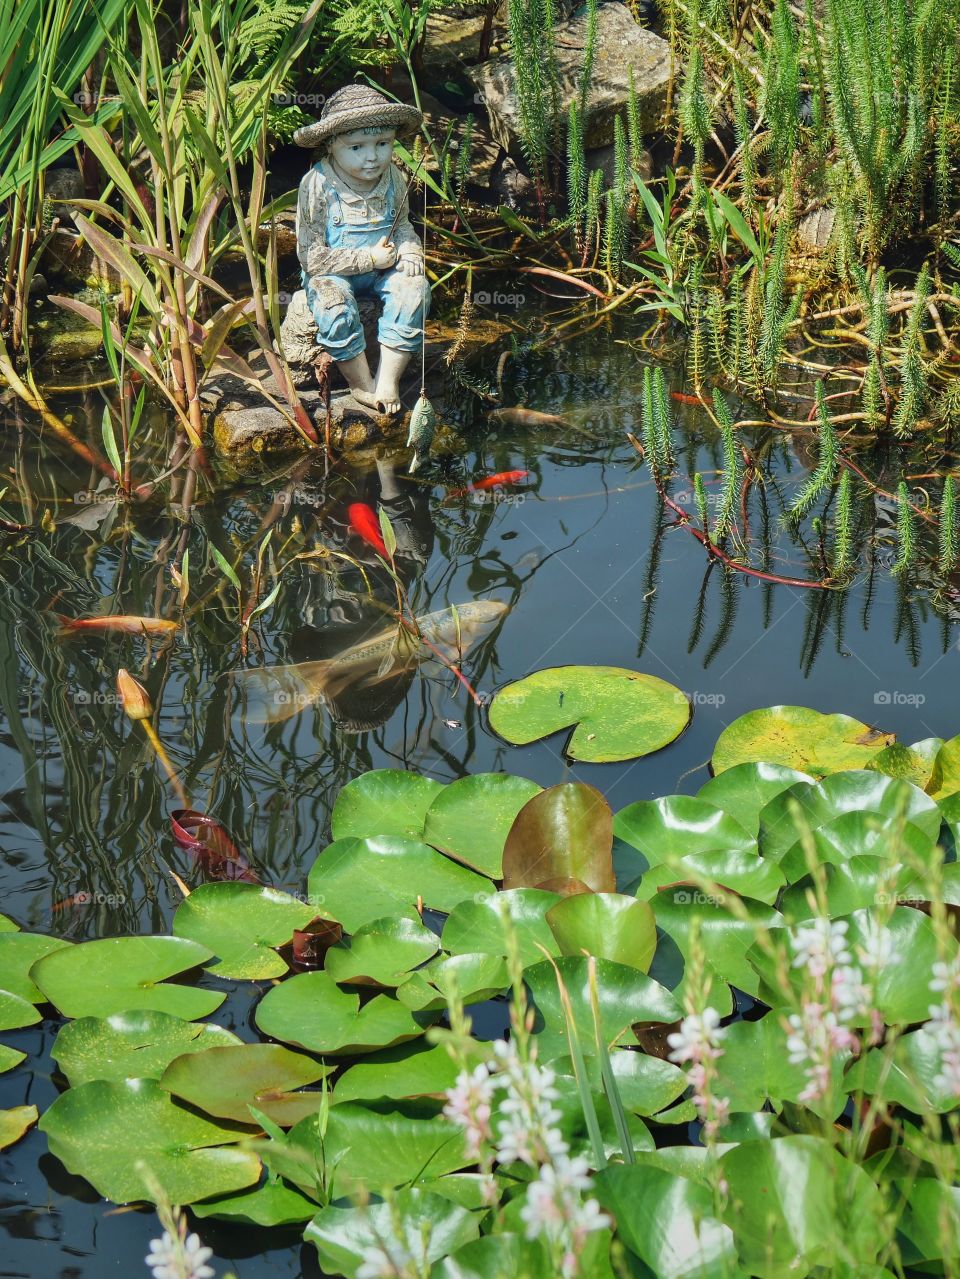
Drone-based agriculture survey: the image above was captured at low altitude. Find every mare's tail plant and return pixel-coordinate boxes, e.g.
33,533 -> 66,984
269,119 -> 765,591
787,383 -> 839,523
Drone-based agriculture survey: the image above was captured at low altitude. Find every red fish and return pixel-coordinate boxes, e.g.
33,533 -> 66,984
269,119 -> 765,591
348,502 -> 388,558
671,391 -> 709,406
448,470 -> 530,498
55,614 -> 179,636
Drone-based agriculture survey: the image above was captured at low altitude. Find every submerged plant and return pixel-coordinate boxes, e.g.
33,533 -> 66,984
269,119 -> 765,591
939,474 -> 957,576
787,383 -> 839,522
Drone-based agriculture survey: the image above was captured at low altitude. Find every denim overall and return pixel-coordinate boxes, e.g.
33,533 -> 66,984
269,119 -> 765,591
304,162 -> 431,363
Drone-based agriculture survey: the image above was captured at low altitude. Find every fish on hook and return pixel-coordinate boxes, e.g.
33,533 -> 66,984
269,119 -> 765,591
407,394 -> 437,473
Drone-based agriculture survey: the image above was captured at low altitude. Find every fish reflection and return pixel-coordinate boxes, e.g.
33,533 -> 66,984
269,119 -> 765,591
234,601 -> 507,731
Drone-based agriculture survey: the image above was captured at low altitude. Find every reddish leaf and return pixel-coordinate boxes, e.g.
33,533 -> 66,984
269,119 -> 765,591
171,809 -> 258,883
502,783 -> 615,894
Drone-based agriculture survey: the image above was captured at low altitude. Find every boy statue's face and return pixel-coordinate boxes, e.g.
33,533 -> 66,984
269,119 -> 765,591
328,127 -> 397,190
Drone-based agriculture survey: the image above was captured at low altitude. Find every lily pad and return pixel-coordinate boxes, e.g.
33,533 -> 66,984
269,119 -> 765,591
305,1188 -> 479,1277
712,706 -> 895,777
697,762 -> 815,837
928,735 -> 960,800
846,1027 -> 960,1113
172,883 -> 319,979
0,1105 -> 37,1150
30,936 -> 224,1020
256,970 -> 432,1055
637,851 -> 785,907
431,1234 -> 555,1279
717,1135 -> 886,1276
324,913 -> 440,987
615,796 -> 756,863
779,857 -> 917,922
331,768 -> 444,841
777,808 -> 936,884
441,889 -> 562,967
396,952 -> 510,1011
712,1017 -> 849,1119
488,666 -> 690,762
867,738 -> 943,790
0,989 -> 41,1031
160,1044 -> 333,1126
52,1011 -> 241,1085
0,1044 -> 25,1073
423,774 -> 543,876
894,1180 -> 960,1262
525,956 -> 681,1047
549,1048 -> 688,1115
545,893 -> 657,971
595,1162 -> 739,1279
651,895 -> 782,998
0,915 -> 19,931
502,783 -> 615,893
39,1077 -> 261,1204
335,1040 -> 480,1104
192,1178 -> 319,1226
307,836 -> 493,933
0,932 -> 73,1001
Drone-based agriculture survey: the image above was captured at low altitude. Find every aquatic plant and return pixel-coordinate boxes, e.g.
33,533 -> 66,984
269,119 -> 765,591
892,265 -> 932,437
938,474 -> 957,576
892,480 -> 917,577
831,466 -> 856,577
786,384 -> 839,522
711,388 -> 740,541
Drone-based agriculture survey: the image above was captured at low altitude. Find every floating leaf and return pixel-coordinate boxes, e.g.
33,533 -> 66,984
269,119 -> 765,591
52,1011 -> 241,1085
894,1179 -> 960,1262
867,738 -> 943,791
0,1105 -> 37,1150
927,735 -> 960,800
0,989 -> 41,1031
549,1049 -> 688,1116
717,1135 -> 886,1276
441,889 -> 562,967
307,836 -> 493,933
423,774 -> 543,876
331,768 -> 444,841
595,1162 -> 739,1279
160,1044 -> 333,1126
0,1044 -> 25,1073
545,893 -> 656,971
712,706 -> 895,777
637,852 -> 785,906
780,857 -> 919,922
846,1027 -> 960,1114
256,970 -> 432,1055
431,1234 -> 555,1279
525,957 -> 681,1047
30,936 -> 224,1020
305,1188 -> 479,1276
0,914 -> 19,932
615,796 -> 756,862
489,666 -> 689,762
0,932 -> 73,1001
324,913 -> 440,987
192,1179 -> 318,1226
396,952 -> 509,1011
172,883 -> 319,979
697,762 -> 815,837
503,783 -> 615,893
652,895 -> 782,998
712,1017 -> 848,1119
335,1041 -> 479,1104
39,1078 -> 260,1204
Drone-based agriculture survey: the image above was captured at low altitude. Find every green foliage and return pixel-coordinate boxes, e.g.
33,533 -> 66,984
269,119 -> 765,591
938,474 -> 957,576
566,99 -> 586,245
831,467 -> 856,577
892,481 -> 916,576
711,389 -> 739,541
507,0 -> 563,196
892,265 -> 932,437
788,383 -> 839,522
761,0 -> 800,170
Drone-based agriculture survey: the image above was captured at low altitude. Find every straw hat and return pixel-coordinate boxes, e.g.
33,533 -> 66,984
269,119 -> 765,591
293,84 -> 422,149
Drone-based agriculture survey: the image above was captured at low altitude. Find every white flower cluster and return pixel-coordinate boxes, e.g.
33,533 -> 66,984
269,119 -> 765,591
443,1039 -> 610,1278
922,959 -> 960,1100
145,1231 -> 214,1279
784,919 -> 895,1104
666,1007 -> 730,1137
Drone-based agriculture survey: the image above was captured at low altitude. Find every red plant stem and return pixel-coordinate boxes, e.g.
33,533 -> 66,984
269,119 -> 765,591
395,613 -> 483,705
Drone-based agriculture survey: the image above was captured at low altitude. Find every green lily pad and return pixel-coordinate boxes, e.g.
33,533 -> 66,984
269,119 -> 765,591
846,1027 -> 960,1113
748,907 -> 957,1025
0,914 -> 19,932
431,1234 -> 555,1279
713,1017 -> 849,1119
894,1180 -> 960,1262
0,1044 -> 25,1073
651,895 -> 783,998
256,970 -> 432,1055
396,952 -> 510,1011
305,1188 -> 479,1277
717,1135 -> 886,1276
697,762 -> 815,837
777,808 -> 936,884
0,989 -> 41,1031
488,665 -> 690,762
52,1011 -> 241,1085
525,956 -> 681,1047
30,936 -> 223,1020
758,770 -> 941,865
712,706 -> 895,777
545,893 -> 657,971
172,883 -> 319,980
615,796 -> 756,862
39,1077 -> 261,1204
595,1162 -> 739,1278
307,836 -> 493,933
779,857 -> 918,922
867,738 -> 944,790
335,1040 -> 482,1104
637,851 -> 785,907
324,913 -> 439,987
0,932 -> 73,1001
549,1048 -> 688,1115
0,1105 -> 37,1150
441,889 -> 562,967
160,1044 -> 334,1126
192,1178 -> 319,1226
268,1102 -> 470,1199
502,783 -> 615,893
331,768 -> 445,841
928,735 -> 960,799
423,773 -> 543,876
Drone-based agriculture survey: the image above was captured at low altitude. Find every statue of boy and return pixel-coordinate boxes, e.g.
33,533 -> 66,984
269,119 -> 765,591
293,85 -> 430,416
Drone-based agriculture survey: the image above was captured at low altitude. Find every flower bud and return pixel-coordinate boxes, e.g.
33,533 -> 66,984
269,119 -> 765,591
116,668 -> 152,721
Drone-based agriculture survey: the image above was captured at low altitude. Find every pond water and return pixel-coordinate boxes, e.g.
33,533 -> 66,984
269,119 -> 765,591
0,296 -> 957,1276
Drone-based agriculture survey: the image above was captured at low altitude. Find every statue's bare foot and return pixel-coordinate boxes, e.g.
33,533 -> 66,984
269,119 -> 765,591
354,388 -> 402,416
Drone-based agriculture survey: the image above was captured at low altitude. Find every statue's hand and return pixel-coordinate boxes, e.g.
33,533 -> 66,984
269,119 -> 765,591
397,251 -> 424,276
370,236 -> 398,269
